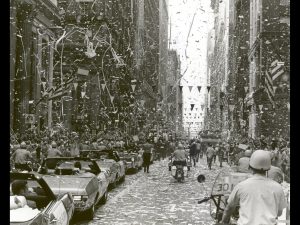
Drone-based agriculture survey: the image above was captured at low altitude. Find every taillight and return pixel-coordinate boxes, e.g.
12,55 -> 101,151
82,195 -> 88,202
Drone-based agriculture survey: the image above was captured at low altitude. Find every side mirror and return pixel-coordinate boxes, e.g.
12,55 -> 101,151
197,174 -> 206,183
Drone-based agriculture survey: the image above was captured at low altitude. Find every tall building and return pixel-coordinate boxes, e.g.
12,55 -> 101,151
247,0 -> 290,138
206,0 -> 231,139
10,0 -> 61,133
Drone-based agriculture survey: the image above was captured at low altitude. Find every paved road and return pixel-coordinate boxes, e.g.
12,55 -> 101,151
72,157 -> 229,225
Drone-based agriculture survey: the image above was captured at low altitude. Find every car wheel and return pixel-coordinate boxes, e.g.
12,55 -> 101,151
99,191 -> 108,204
86,204 -> 95,220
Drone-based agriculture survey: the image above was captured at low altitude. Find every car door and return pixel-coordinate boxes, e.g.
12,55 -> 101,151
42,199 -> 69,225
59,193 -> 75,223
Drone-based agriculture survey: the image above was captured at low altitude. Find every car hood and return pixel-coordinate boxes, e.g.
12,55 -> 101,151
43,175 -> 94,196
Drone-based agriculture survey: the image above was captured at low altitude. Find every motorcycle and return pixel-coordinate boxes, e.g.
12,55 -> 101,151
168,157 -> 189,182
195,170 -> 290,225
195,170 -> 241,225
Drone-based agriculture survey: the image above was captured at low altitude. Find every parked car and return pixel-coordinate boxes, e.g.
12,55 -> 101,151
10,172 -> 75,225
38,157 -> 109,219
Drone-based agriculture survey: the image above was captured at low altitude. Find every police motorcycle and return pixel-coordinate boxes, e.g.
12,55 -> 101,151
195,165 -> 290,225
195,167 -> 250,224
168,156 -> 191,182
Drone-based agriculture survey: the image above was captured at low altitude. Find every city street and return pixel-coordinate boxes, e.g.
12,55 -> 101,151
72,158 -> 226,225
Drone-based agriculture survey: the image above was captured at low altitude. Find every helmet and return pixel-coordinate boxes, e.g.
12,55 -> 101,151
20,142 -> 26,148
249,150 -> 271,171
51,141 -> 57,148
244,150 -> 252,157
177,144 -> 184,150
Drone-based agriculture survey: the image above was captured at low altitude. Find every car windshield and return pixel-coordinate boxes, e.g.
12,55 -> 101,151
44,158 -> 96,174
10,177 -> 50,211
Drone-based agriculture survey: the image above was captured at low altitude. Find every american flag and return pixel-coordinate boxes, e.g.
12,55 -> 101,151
264,60 -> 285,106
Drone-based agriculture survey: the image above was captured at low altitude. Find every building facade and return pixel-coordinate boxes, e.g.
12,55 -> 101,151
10,0 -> 61,133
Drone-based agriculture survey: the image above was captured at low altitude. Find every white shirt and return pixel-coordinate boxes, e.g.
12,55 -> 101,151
227,174 -> 287,225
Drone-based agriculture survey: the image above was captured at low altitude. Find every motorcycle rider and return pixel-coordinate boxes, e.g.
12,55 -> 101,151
221,150 -> 287,225
172,143 -> 188,166
10,142 -> 33,171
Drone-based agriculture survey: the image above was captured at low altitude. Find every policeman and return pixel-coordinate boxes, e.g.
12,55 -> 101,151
237,149 -> 252,173
172,143 -> 188,166
221,150 -> 287,225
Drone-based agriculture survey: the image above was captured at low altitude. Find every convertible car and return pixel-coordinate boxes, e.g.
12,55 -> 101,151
80,150 -> 126,189
10,172 -> 75,225
118,151 -> 143,173
96,159 -> 126,189
38,157 -> 109,219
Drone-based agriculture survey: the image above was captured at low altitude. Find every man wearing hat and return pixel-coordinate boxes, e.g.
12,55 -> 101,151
221,150 -> 287,225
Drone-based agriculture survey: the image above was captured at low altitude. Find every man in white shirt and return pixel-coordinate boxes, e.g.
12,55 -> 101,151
221,150 -> 287,225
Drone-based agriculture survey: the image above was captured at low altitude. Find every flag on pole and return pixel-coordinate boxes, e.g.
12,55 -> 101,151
207,86 -> 211,93
191,104 -> 195,111
264,69 -> 275,107
131,84 -> 136,92
270,60 -> 285,82
197,86 -> 201,93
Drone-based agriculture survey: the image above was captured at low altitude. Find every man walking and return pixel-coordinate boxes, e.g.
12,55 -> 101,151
206,144 -> 215,170
142,139 -> 153,173
189,140 -> 197,167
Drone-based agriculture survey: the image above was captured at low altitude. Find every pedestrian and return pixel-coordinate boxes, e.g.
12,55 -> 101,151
206,144 -> 214,170
195,140 -> 201,162
189,140 -> 197,167
217,144 -> 225,167
221,150 -> 287,225
213,144 -> 218,163
142,139 -> 153,173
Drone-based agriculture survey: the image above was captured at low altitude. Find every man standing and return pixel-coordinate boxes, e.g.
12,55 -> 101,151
206,144 -> 215,170
221,150 -> 287,225
142,139 -> 153,173
47,142 -> 62,157
189,141 -> 197,167
217,143 -> 225,167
